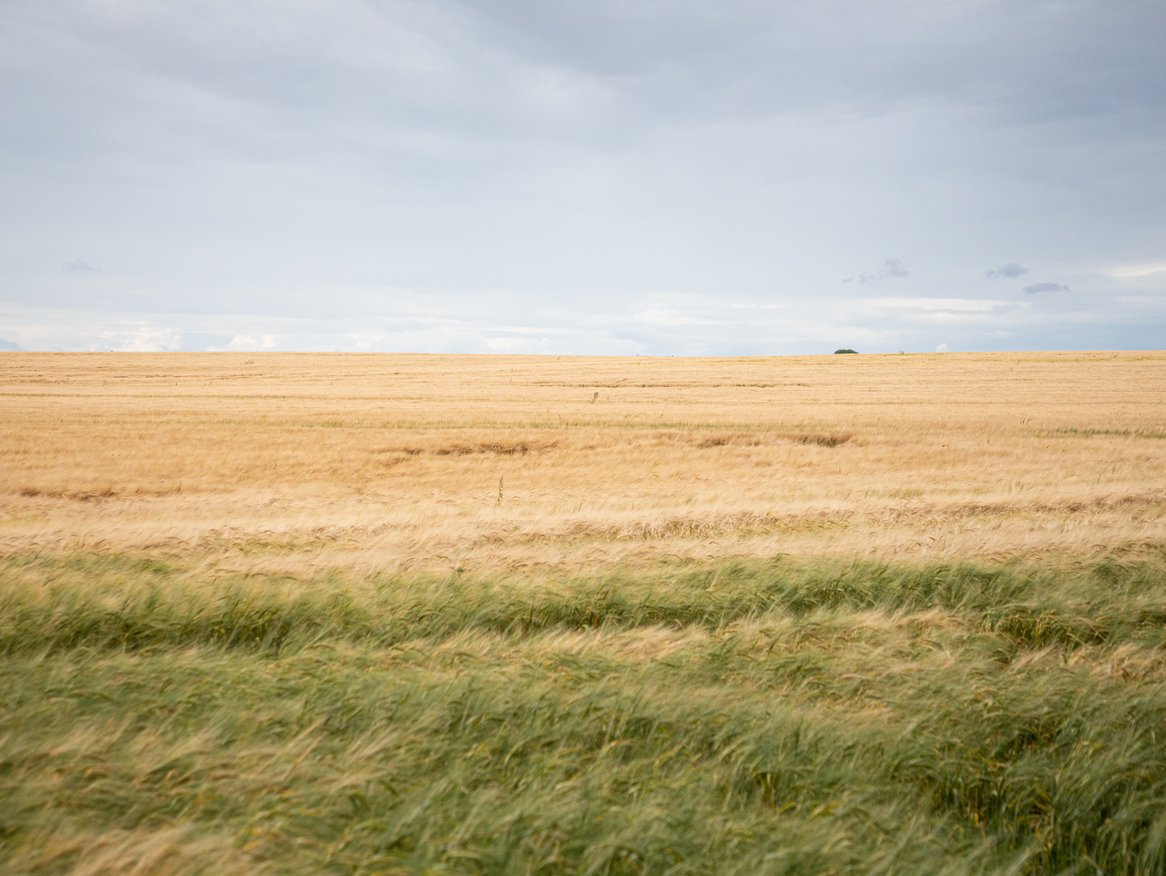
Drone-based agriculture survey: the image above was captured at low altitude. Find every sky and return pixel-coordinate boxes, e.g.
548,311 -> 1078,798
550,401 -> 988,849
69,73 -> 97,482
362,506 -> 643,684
2,0 -> 1164,355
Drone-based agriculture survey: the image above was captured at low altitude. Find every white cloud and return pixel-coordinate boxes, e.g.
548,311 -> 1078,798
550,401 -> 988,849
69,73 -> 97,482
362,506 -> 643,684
866,297 -> 1009,313
484,335 -> 555,353
1105,262 -> 1166,279
99,322 -> 183,352
349,332 -> 385,351
632,307 -> 724,328
226,334 -> 276,351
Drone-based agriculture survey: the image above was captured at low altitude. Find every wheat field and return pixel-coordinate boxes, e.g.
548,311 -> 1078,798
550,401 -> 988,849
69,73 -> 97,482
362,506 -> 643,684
3,351 -> 1164,576
2,351 -> 1166,874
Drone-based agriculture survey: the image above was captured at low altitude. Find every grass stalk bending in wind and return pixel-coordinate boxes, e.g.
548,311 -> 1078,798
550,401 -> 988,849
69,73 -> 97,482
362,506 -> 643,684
3,552 -> 1166,874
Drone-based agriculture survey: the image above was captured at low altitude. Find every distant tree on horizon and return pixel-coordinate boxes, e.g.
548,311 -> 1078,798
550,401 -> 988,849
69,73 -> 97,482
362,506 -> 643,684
834,348 -> 858,354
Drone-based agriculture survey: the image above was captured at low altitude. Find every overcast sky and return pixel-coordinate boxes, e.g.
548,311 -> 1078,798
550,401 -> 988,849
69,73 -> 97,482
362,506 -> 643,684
2,0 -> 1164,354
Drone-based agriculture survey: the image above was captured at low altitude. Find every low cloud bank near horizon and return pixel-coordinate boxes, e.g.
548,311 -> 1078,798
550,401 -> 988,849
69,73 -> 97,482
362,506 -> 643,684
5,277 -> 1163,355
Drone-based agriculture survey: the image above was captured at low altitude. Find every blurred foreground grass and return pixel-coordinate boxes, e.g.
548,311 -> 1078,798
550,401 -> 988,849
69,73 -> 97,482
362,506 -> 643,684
3,552 -> 1166,874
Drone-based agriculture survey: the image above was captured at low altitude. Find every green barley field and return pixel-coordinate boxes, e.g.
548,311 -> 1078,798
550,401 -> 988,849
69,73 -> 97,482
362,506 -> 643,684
2,352 -> 1165,874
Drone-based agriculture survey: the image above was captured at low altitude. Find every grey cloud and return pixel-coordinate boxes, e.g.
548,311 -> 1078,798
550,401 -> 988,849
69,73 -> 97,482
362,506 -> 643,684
844,259 -> 909,284
987,262 -> 1027,280
1023,282 -> 1069,294
13,1 -> 1162,171
65,259 -> 94,273
479,0 -> 1166,144
1,1 -> 1164,354
882,259 -> 909,279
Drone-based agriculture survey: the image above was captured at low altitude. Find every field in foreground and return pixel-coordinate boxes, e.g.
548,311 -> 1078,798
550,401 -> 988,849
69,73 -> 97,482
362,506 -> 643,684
2,351 -> 1165,873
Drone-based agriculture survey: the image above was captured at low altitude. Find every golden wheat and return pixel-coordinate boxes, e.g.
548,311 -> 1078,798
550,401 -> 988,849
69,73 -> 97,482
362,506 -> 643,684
2,351 -> 1163,576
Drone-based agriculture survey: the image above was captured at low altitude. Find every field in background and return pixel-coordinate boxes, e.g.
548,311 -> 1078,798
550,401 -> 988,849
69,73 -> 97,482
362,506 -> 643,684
2,351 -> 1166,873
3,351 -> 1165,576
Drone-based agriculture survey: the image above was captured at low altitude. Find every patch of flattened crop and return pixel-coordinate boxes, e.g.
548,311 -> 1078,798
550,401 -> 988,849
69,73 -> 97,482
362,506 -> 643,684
693,432 -> 853,449
695,432 -> 765,449
787,432 -> 853,448
1046,427 -> 1166,440
433,441 -> 548,456
376,440 -> 558,458
18,487 -> 119,502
